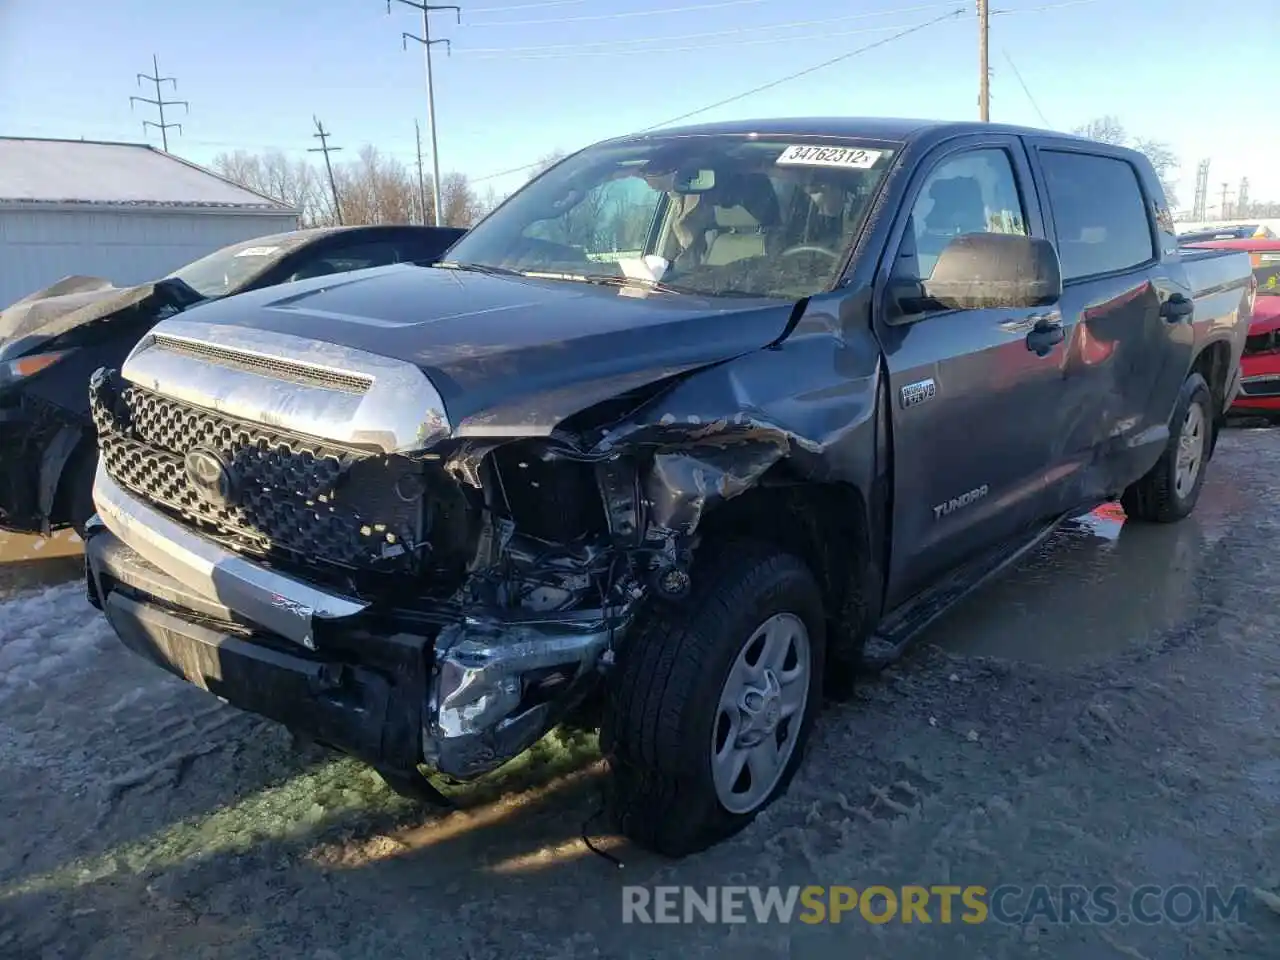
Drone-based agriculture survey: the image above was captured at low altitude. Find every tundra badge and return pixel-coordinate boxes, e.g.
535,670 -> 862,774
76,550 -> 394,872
901,377 -> 937,408
933,484 -> 989,520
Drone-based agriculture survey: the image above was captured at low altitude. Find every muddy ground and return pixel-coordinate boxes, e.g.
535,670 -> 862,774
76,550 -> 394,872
0,429 -> 1278,959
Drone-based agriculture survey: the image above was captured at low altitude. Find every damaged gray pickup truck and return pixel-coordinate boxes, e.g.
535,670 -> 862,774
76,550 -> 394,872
83,118 -> 1254,856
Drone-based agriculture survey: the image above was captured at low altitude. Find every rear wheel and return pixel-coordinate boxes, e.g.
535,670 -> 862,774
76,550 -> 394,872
603,541 -> 826,857
1121,373 -> 1212,523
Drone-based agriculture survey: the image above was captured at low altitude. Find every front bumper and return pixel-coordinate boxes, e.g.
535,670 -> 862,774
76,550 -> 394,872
1230,352 -> 1280,412
86,471 -> 622,778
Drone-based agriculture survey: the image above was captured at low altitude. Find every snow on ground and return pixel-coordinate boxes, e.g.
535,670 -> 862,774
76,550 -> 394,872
0,581 -> 112,702
0,430 -> 1278,958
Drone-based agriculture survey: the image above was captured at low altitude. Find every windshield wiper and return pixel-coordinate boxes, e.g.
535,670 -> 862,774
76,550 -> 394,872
522,272 -> 687,296
435,261 -> 528,278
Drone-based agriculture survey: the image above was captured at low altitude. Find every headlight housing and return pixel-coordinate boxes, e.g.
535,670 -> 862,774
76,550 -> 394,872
0,350 -> 73,388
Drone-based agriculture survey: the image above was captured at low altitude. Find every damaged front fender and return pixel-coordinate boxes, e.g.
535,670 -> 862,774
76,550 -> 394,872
0,275 -> 206,356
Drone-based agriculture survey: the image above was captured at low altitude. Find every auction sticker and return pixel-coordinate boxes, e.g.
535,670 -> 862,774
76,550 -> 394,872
235,246 -> 281,257
776,145 -> 884,169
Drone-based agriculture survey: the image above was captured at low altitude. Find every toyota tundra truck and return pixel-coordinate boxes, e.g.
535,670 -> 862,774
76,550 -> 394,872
82,119 -> 1254,857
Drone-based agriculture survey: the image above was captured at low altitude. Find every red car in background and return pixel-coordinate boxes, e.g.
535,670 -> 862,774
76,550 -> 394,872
1183,237 -> 1280,418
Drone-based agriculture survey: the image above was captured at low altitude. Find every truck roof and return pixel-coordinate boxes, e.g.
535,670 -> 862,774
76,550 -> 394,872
615,117 -> 1094,147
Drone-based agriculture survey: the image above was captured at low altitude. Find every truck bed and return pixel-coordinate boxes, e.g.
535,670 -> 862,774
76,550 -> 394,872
1179,246 -> 1254,299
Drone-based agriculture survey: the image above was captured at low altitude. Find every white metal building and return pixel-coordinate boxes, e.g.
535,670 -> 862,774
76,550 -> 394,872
0,137 -> 299,306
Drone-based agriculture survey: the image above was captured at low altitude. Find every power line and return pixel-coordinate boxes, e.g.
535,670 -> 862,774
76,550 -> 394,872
462,18 -> 960,60
465,0 -> 781,27
129,54 -> 188,154
455,3 -> 959,56
390,0 -> 462,227
990,0 -> 1104,15
308,116 -> 344,225
469,0 -> 582,10
1001,49 -> 1050,127
471,8 -> 965,183
639,9 -> 966,131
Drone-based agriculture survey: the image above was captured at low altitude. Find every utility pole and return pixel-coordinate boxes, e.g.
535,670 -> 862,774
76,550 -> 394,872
976,0 -> 990,121
415,119 -> 428,225
129,54 -> 188,153
1192,159 -> 1210,221
308,117 -> 344,226
1219,182 -> 1232,220
389,0 -> 461,226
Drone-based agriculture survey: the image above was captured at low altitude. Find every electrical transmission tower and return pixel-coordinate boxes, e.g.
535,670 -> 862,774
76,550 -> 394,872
388,0 -> 461,227
308,117 -> 344,225
1238,177 -> 1250,218
129,54 -> 188,153
1192,159 -> 1210,221
1219,182 -> 1233,220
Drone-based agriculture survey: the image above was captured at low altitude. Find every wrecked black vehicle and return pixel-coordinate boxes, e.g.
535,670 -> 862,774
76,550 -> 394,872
83,119 -> 1252,856
0,224 -> 465,535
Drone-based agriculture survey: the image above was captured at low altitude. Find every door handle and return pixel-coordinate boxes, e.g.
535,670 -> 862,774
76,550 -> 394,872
1025,315 -> 1064,357
1160,293 -> 1194,322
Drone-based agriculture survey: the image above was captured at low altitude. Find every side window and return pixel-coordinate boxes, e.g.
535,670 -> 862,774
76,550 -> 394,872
288,242 -> 402,282
893,148 -> 1028,283
1039,151 -> 1154,281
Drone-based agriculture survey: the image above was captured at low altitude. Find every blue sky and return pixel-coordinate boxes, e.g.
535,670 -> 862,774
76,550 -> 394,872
2,0 -> 1276,212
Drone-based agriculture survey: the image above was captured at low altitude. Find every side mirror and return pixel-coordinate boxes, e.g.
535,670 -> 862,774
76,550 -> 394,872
902,233 -> 1063,314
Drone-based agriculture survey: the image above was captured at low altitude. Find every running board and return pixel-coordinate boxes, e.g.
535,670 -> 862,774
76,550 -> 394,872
862,515 -> 1069,671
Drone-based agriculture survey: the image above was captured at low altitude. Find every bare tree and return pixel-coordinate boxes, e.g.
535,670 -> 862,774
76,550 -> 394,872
1072,116 -> 1180,208
528,150 -> 568,180
213,149 -> 324,224
1073,115 -> 1127,145
214,145 -> 498,229
474,185 -> 505,220
440,172 -> 485,227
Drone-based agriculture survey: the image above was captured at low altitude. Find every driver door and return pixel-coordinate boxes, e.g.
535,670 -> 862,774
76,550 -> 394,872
876,136 -> 1068,608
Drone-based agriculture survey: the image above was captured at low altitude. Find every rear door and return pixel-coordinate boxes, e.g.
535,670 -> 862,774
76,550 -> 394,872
1027,144 -> 1192,513
874,134 -> 1067,608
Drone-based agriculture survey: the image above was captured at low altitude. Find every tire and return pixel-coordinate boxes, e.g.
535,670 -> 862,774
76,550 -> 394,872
602,540 -> 826,857
1121,372 -> 1213,524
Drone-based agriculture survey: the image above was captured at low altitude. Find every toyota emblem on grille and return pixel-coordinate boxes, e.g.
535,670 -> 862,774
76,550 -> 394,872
184,447 -> 236,505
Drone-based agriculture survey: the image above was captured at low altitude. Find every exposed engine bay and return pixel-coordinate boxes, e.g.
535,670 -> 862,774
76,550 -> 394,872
87,356 -> 808,780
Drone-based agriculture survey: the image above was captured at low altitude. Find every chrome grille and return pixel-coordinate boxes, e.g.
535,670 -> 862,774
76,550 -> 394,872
90,369 -> 418,572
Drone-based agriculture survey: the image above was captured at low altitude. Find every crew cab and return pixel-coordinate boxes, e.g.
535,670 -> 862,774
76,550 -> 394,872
81,119 -> 1253,857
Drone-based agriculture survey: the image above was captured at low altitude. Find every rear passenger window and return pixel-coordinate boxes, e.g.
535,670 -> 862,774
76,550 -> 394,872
1040,151 -> 1154,281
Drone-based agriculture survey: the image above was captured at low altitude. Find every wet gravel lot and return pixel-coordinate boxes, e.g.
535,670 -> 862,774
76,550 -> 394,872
1,427 -> 1278,959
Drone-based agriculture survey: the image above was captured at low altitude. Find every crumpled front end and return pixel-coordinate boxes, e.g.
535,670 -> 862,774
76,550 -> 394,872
84,297 -> 858,780
84,318 -> 652,779
1232,303 -> 1280,413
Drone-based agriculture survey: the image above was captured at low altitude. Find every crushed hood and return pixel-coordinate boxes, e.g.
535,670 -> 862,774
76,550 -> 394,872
0,275 -> 206,354
139,263 -> 802,433
1250,295 -> 1280,336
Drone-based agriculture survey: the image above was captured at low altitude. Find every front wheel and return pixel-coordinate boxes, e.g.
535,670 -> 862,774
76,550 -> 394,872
603,541 -> 826,857
1122,372 -> 1213,523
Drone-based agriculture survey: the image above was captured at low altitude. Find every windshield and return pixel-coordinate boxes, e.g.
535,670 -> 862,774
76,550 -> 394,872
443,136 -> 898,299
166,238 -> 288,298
1253,250 -> 1280,294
